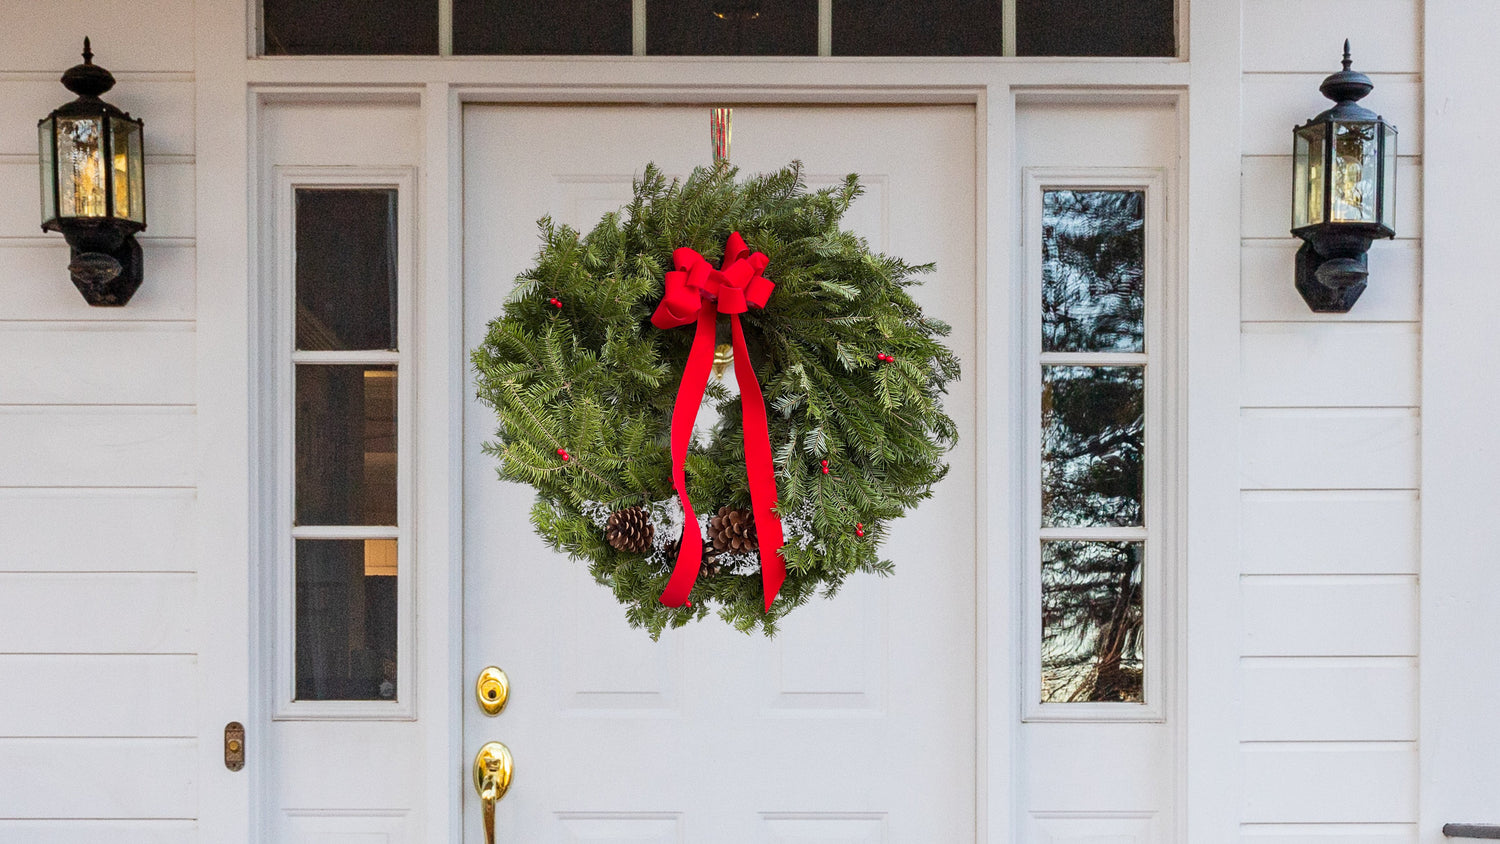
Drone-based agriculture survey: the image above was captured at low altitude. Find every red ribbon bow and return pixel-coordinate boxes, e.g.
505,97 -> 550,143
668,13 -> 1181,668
651,232 -> 786,612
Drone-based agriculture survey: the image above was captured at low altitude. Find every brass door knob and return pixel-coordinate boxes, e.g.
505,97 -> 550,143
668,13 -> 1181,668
473,741 -> 513,844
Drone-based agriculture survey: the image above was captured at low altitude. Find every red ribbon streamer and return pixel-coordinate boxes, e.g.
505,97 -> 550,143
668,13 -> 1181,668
651,232 -> 787,612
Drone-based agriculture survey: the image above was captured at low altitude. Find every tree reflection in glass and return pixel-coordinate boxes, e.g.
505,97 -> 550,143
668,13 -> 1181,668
1042,365 -> 1144,527
1042,541 -> 1144,702
1042,190 -> 1145,353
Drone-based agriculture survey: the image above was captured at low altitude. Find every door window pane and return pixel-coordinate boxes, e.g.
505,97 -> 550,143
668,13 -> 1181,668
295,539 -> 399,701
1042,541 -> 1144,703
1018,0 -> 1175,56
648,0 -> 817,55
833,0 -> 1004,56
296,366 -> 398,526
1042,190 -> 1145,353
262,0 -> 438,54
455,0 -> 632,54
295,189 -> 398,351
1042,365 -> 1144,528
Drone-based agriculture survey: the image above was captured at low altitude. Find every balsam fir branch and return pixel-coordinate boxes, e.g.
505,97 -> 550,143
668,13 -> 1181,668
472,161 -> 959,638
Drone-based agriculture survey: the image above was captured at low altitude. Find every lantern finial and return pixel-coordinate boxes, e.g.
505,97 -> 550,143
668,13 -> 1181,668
1341,39 -> 1352,71
61,38 -> 114,99
81,37 -> 93,64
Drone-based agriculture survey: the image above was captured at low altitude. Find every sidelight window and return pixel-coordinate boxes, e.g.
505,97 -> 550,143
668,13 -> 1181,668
1025,173 -> 1169,721
274,172 -> 415,718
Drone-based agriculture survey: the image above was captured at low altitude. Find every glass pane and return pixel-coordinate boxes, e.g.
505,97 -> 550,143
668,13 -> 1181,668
38,118 -> 56,226
1042,190 -> 1145,353
1293,123 -> 1327,228
295,189 -> 397,351
295,538 -> 398,701
1331,121 -> 1380,223
648,0 -> 816,55
56,117 -> 106,218
1018,0 -> 1175,56
262,0 -> 438,54
1042,541 -> 1144,703
833,0 -> 1003,56
1381,124 -> 1398,230
1042,365 -> 1144,528
296,366 -> 398,526
110,117 -> 145,224
455,0 -> 631,54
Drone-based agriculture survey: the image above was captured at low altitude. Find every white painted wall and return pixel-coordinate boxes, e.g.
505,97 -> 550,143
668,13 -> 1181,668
1237,1 -> 1423,841
0,0 -> 201,841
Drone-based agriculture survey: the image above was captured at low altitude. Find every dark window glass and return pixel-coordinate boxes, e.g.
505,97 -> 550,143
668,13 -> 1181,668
295,189 -> 397,351
295,539 -> 399,701
834,0 -> 1003,56
1042,541 -> 1144,703
1042,365 -> 1143,528
296,366 -> 398,526
263,0 -> 438,55
1017,0 -> 1175,57
455,0 -> 632,54
1042,190 -> 1145,353
648,0 -> 817,55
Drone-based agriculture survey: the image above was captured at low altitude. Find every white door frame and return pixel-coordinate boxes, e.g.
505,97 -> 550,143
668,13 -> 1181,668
196,5 -> 1243,840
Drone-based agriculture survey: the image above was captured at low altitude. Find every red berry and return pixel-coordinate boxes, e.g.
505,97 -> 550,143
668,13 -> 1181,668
549,297 -> 562,308
855,522 -> 865,537
820,459 -> 830,475
556,448 -> 570,461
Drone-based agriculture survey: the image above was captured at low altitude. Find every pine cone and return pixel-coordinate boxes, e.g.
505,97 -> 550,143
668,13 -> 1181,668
708,506 -> 757,553
605,506 -> 655,553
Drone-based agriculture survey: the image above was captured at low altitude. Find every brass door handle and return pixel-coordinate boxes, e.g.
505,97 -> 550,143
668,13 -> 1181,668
473,741 -> 513,844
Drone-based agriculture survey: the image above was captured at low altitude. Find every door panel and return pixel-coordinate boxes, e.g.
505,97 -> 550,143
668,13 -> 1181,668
461,105 -> 977,842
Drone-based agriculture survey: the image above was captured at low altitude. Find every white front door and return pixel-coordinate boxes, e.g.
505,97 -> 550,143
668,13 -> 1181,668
461,104 -> 979,841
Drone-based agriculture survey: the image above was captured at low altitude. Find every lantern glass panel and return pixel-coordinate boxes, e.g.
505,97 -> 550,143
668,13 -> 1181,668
38,118 -> 56,226
1293,122 -> 1326,228
1331,121 -> 1380,223
1381,124 -> 1398,230
55,116 -> 106,219
110,117 -> 144,224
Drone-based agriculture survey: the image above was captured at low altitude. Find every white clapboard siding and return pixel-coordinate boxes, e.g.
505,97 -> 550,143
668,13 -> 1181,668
1242,156 -> 1421,241
1240,823 -> 1417,843
0,160 -> 195,239
0,738 -> 195,818
0,573 -> 195,653
0,655 -> 196,737
1242,575 -> 1417,657
1241,324 -> 1418,408
1240,409 -> 1418,490
1242,0 -> 1420,74
0,324 -> 194,405
0,489 -> 194,572
1,7 -> 194,73
0,820 -> 195,843
1241,658 -> 1417,741
1242,241 -> 1420,323
0,407 -> 194,487
1241,744 -> 1417,824
1242,75 -> 1421,156
0,243 -> 196,321
1241,491 -> 1418,575
0,79 -> 196,157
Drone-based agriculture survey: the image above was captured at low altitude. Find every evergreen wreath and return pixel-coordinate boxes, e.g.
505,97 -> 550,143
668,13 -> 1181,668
472,162 -> 960,637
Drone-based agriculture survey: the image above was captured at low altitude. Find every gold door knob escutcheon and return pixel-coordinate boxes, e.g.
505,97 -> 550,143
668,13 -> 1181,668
473,741 -> 513,844
476,666 -> 509,716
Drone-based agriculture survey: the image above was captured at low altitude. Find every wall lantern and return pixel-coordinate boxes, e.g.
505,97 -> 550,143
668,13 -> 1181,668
1291,40 -> 1397,312
38,39 -> 146,306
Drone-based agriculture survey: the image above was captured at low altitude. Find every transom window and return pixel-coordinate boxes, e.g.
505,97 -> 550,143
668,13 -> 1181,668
260,0 -> 1175,57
